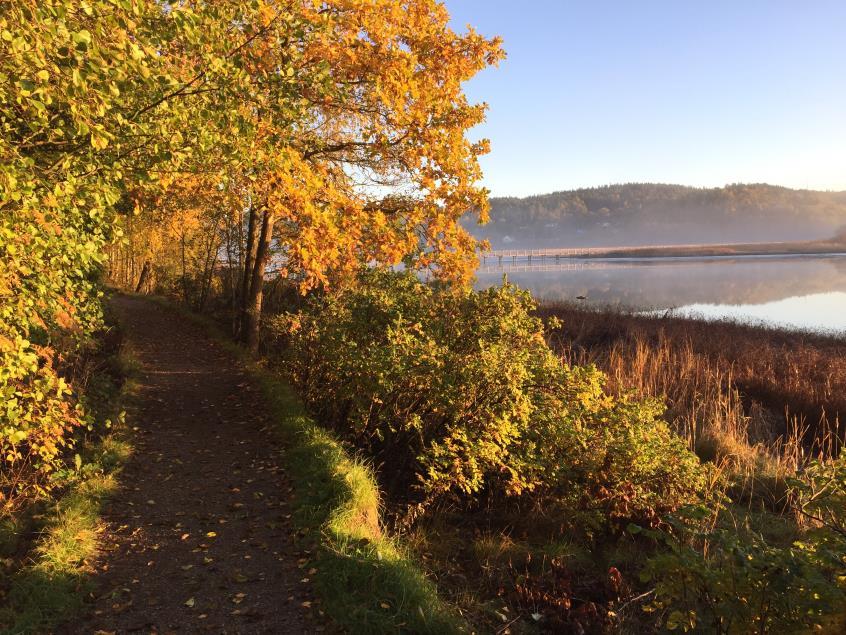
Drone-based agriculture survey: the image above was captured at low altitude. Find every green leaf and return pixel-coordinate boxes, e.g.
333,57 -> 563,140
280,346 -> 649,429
72,30 -> 92,45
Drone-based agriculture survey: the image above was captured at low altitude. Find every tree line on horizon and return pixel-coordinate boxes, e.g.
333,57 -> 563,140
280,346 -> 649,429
470,183 -> 846,247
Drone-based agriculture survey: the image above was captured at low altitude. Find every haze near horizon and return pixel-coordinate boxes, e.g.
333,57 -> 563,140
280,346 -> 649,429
446,0 -> 846,197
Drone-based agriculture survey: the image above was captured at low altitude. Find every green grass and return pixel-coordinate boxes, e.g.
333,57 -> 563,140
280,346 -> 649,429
149,296 -> 464,634
0,340 -> 137,635
260,380 -> 463,634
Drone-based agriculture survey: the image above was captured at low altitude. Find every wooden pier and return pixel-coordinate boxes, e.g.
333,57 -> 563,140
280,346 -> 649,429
481,247 -> 616,265
476,260 -> 621,274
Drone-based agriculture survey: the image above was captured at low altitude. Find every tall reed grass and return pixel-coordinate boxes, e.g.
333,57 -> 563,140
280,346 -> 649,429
541,302 -> 845,490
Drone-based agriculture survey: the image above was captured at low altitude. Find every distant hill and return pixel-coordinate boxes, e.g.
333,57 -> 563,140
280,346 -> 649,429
467,183 -> 846,248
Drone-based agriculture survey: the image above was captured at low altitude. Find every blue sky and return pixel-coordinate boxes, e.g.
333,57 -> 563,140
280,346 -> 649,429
445,1 -> 846,197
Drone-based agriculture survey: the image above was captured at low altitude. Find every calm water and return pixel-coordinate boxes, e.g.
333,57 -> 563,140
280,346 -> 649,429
475,254 -> 846,334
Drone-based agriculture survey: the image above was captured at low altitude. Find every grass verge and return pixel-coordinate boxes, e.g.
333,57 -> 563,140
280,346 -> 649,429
0,329 -> 138,634
147,295 -> 463,634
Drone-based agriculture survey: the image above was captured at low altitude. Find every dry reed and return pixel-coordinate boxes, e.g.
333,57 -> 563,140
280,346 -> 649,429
541,302 -> 845,495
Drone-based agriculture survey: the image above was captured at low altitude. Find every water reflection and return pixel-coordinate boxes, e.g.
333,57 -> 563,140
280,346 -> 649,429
658,292 -> 846,333
475,255 -> 846,333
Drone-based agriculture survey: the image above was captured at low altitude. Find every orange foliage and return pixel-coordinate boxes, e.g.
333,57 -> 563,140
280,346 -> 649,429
127,0 -> 504,293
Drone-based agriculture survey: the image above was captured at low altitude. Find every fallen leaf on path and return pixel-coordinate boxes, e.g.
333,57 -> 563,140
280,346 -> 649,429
232,592 -> 247,604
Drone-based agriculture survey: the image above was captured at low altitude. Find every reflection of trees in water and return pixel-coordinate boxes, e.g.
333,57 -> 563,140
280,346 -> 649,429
475,256 -> 846,308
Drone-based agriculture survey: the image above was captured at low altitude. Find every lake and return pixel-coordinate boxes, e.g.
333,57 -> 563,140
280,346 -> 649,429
475,254 -> 846,334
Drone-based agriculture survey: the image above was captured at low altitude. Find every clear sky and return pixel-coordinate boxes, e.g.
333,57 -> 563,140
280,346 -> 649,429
445,1 -> 846,197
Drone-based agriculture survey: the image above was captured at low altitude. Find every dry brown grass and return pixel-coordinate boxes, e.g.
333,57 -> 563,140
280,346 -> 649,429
540,303 -> 845,487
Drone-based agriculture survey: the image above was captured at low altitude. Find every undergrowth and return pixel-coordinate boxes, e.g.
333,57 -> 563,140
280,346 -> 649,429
0,313 -> 137,634
267,272 -> 846,633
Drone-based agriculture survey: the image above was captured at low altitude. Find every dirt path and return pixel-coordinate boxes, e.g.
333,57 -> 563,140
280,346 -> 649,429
62,296 -> 318,634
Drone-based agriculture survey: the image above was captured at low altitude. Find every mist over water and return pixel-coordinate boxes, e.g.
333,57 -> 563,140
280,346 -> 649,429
475,254 -> 846,334
467,184 -> 846,249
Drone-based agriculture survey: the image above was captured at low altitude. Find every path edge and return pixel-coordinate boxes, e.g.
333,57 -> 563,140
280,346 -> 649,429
1,297 -> 140,635
145,295 -> 465,635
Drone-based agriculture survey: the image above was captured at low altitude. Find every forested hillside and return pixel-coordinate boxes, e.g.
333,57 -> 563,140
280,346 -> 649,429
469,183 -> 846,247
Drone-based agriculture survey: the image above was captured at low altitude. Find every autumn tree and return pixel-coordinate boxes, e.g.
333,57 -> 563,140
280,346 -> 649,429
1,0 -> 194,506
122,0 -> 504,350
0,0 -> 324,504
1,0 -> 501,504
109,175 -> 237,309
242,0 -> 503,348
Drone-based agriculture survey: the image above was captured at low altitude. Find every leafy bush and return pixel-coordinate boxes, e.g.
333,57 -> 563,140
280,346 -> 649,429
638,502 -> 846,633
275,269 -> 540,506
789,454 -> 846,547
787,454 -> 846,596
0,0 -> 162,510
274,269 -> 706,523
0,335 -> 83,507
638,458 -> 846,634
516,376 -> 707,529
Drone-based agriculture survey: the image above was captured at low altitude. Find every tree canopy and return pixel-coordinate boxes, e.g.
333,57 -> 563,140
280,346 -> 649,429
0,0 -> 502,507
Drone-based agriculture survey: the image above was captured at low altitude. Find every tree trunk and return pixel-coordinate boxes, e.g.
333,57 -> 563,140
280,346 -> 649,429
196,216 -> 220,312
180,230 -> 190,306
127,213 -> 135,289
135,260 -> 152,293
238,203 -> 259,337
244,209 -> 274,354
226,215 -> 240,333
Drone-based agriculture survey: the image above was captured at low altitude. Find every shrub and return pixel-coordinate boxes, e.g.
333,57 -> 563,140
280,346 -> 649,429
515,375 -> 708,529
639,502 -> 846,633
275,269 -> 545,507
274,269 -> 706,523
789,454 -> 846,544
0,337 -> 83,509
